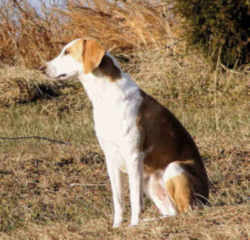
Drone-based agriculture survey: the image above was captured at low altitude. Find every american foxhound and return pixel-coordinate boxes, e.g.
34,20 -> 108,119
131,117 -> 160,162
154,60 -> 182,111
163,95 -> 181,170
41,38 -> 209,227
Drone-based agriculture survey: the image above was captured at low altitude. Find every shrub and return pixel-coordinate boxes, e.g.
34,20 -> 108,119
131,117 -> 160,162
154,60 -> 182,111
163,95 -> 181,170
173,0 -> 250,68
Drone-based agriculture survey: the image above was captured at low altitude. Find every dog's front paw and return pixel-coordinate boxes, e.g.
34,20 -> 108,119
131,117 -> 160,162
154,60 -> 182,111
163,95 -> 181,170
112,217 -> 123,228
130,217 -> 139,227
112,221 -> 122,228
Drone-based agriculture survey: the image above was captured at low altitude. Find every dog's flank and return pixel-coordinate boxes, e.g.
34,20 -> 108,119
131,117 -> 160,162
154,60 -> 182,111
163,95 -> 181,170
41,38 -> 209,227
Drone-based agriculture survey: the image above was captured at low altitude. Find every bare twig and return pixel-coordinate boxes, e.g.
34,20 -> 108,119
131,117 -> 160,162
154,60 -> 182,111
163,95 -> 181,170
0,136 -> 71,145
70,183 -> 107,187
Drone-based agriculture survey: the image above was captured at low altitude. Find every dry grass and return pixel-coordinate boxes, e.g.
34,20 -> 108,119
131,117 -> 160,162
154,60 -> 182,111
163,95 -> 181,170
0,0 -> 175,67
0,0 -> 249,239
0,65 -> 61,106
0,0 -> 71,67
62,0 -> 175,50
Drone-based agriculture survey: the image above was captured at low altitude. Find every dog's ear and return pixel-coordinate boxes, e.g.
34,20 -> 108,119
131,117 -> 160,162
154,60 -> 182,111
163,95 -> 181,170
82,39 -> 105,74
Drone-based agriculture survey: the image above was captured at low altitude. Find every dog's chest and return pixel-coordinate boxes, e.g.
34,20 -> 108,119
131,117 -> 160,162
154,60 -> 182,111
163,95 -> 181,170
93,95 -> 140,143
93,96 -> 142,172
82,75 -> 143,167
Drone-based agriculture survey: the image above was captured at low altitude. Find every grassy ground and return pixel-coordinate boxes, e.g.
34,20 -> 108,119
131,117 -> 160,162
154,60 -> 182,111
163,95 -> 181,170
0,46 -> 249,239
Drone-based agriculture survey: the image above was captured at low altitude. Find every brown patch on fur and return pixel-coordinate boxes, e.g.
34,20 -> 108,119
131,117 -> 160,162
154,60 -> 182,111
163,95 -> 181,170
82,39 -> 105,74
93,55 -> 122,81
166,173 -> 193,213
66,39 -> 84,63
66,38 -> 121,80
137,90 -> 209,201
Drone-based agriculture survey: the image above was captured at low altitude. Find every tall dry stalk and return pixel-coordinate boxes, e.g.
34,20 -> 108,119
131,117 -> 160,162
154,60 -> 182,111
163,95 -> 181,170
0,0 -> 71,67
0,0 -> 176,67
62,0 -> 174,51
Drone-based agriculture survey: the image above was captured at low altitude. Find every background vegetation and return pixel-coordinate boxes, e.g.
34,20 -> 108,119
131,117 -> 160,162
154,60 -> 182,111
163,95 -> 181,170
173,0 -> 250,68
0,0 -> 249,239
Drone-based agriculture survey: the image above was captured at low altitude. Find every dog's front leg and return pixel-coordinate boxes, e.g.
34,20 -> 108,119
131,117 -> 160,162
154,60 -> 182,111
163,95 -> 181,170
98,138 -> 124,228
106,161 -> 124,228
127,153 -> 144,226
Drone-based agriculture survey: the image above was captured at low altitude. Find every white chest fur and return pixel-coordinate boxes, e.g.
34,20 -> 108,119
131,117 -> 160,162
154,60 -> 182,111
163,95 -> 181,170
79,71 -> 143,167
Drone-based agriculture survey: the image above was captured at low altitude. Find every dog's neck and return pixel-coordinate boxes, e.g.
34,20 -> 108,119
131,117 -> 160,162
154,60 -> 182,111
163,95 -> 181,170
78,54 -> 140,108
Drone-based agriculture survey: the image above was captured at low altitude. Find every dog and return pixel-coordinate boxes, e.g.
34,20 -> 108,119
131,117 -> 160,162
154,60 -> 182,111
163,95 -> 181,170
41,38 -> 209,227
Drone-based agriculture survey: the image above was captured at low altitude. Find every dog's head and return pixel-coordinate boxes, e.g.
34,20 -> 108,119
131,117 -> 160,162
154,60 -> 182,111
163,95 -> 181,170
41,38 -> 105,80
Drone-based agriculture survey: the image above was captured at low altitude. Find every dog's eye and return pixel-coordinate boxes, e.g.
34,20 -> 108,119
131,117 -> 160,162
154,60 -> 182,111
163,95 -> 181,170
64,50 -> 70,55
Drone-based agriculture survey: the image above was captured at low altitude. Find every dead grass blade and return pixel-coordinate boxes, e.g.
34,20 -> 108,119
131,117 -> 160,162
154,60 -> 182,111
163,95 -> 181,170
61,0 -> 174,51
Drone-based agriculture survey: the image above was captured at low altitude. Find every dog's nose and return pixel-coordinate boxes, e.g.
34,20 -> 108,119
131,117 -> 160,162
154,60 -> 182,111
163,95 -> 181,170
39,65 -> 47,74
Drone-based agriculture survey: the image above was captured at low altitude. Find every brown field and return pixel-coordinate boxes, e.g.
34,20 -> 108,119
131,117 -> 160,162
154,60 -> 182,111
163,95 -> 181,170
0,1 -> 249,239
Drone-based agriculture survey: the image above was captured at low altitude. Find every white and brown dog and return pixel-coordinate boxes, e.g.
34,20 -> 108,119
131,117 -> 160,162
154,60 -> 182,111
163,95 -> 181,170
41,38 -> 209,227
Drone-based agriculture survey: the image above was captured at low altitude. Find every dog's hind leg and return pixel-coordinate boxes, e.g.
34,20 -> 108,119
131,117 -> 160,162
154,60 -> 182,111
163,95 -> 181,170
163,162 -> 193,213
144,173 -> 178,216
